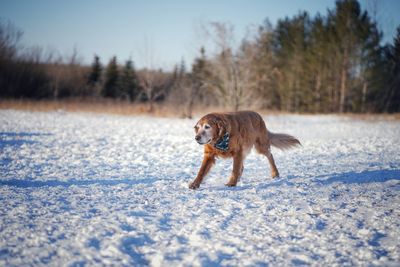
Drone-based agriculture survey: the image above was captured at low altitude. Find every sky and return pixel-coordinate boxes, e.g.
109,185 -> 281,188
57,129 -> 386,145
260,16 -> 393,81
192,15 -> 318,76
1,0 -> 399,71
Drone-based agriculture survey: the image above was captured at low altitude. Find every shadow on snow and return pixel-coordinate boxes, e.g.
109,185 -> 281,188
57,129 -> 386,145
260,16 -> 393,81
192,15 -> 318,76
0,177 -> 159,188
317,169 -> 400,185
1,170 -> 398,190
208,169 -> 400,191
0,132 -> 52,149
120,234 -> 155,266
0,132 -> 52,137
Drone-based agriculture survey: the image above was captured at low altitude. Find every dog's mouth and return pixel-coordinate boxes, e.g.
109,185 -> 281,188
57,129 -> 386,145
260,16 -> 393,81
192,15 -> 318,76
197,138 -> 212,145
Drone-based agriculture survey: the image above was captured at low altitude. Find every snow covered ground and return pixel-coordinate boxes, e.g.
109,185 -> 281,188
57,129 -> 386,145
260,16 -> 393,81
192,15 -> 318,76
0,109 -> 399,266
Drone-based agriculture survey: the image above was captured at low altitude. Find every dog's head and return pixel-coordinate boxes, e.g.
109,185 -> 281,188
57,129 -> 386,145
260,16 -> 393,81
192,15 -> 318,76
194,114 -> 227,145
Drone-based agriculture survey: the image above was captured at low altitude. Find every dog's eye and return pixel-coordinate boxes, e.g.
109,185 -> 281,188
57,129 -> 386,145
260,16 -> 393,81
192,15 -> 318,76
204,125 -> 210,130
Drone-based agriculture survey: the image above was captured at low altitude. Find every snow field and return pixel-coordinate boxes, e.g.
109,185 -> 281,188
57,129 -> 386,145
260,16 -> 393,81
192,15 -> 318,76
0,110 -> 399,266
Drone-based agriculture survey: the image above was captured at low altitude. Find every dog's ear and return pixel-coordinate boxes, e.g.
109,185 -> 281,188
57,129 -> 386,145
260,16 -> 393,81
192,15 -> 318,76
215,117 -> 227,141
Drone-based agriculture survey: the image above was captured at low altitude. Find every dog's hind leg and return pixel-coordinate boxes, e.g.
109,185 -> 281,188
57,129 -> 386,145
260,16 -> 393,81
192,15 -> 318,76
255,140 -> 279,178
265,149 -> 279,178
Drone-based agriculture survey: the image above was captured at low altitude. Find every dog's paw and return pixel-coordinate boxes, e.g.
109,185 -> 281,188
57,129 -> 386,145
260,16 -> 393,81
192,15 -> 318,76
271,171 -> 280,178
189,182 -> 200,190
225,182 -> 237,187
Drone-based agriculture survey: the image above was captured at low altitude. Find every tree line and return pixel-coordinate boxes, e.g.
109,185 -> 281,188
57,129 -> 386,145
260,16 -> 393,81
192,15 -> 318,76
1,0 -> 399,115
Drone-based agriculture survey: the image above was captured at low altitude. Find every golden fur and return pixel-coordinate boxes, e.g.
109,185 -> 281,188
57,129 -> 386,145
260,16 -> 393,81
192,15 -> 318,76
189,111 -> 300,189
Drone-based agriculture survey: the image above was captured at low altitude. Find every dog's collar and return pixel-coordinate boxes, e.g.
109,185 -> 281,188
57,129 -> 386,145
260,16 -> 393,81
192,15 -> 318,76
214,133 -> 230,152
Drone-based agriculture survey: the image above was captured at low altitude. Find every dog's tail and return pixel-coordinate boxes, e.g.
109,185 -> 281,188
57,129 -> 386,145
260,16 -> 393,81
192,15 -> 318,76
269,131 -> 301,150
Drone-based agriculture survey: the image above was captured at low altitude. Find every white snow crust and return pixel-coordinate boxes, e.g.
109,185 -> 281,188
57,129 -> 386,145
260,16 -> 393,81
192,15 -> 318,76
0,110 -> 399,266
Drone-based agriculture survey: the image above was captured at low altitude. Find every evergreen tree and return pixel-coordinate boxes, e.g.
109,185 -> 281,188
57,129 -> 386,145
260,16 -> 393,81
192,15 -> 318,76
326,0 -> 379,112
383,26 -> 400,112
102,56 -> 119,98
191,47 -> 211,104
191,47 -> 207,82
119,59 -> 140,101
178,58 -> 186,80
87,55 -> 102,87
252,20 -> 278,109
273,12 -> 311,112
357,10 -> 382,112
306,15 -> 331,112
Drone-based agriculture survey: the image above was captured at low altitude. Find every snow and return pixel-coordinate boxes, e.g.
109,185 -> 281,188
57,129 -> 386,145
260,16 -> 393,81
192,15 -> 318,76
0,109 -> 399,266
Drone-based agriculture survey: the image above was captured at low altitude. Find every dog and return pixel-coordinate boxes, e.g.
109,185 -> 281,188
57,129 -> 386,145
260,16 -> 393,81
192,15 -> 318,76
189,111 -> 300,189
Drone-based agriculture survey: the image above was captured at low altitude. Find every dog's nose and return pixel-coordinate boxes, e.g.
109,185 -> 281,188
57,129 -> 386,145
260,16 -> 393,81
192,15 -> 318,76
195,135 -> 201,141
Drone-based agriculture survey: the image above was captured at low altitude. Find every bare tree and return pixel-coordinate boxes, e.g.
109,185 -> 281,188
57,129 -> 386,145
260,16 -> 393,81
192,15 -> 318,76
202,22 -> 259,111
138,68 -> 167,112
0,19 -> 22,61
44,49 -> 63,99
137,37 -> 166,112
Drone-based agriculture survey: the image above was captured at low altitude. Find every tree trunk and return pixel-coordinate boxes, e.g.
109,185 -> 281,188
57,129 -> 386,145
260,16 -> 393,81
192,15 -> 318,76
314,73 -> 321,113
234,98 -> 239,111
186,85 -> 197,119
383,83 -> 396,112
232,64 -> 240,111
361,81 -> 367,113
53,80 -> 59,99
148,99 -> 154,113
339,49 -> 349,113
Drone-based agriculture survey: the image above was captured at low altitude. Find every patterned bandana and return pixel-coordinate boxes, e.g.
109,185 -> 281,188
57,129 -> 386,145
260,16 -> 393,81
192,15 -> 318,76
214,133 -> 230,152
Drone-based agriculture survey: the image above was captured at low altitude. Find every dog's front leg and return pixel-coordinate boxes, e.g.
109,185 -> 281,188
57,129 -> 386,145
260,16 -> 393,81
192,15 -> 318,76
189,153 -> 215,189
226,151 -> 244,187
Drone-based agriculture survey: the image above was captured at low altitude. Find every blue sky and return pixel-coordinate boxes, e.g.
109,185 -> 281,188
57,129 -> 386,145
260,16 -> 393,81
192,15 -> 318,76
1,0 -> 399,70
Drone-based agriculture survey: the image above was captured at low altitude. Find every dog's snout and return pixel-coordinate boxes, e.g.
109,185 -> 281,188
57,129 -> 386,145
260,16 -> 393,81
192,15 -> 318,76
195,135 -> 201,141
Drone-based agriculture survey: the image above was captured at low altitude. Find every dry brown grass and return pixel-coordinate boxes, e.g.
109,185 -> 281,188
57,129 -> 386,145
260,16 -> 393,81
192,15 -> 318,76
332,112 -> 400,121
0,98 -> 180,117
0,98 -> 277,118
1,98 -> 399,120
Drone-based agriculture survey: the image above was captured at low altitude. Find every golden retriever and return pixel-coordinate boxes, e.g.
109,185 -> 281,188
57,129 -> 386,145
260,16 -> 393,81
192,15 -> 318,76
189,111 -> 300,189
